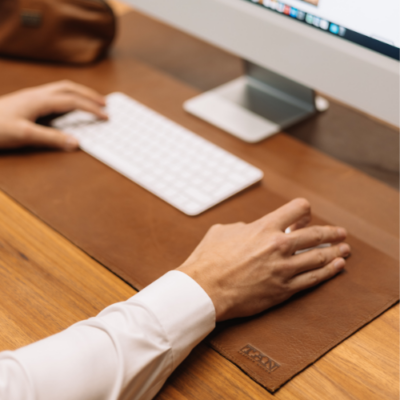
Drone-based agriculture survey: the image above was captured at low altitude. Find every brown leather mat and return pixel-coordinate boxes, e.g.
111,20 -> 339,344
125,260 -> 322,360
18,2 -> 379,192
0,148 -> 398,392
209,235 -> 398,390
0,10 -> 398,392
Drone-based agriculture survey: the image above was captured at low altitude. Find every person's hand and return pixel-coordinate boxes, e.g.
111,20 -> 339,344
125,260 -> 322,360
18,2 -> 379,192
0,80 -> 108,151
178,198 -> 351,321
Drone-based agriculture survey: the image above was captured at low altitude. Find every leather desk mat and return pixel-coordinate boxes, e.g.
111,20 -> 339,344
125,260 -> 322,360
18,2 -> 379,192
0,147 -> 398,391
0,10 -> 398,389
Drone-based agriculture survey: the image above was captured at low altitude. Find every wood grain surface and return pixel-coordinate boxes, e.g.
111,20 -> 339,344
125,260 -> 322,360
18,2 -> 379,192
0,189 -> 398,399
0,190 -> 135,351
0,1 -> 398,399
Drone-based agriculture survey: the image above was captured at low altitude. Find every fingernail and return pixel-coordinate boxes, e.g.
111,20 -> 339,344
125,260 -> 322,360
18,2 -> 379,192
65,136 -> 79,151
339,243 -> 350,257
334,258 -> 345,270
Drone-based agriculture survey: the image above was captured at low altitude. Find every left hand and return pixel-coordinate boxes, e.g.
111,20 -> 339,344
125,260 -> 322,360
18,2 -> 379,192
0,80 -> 108,151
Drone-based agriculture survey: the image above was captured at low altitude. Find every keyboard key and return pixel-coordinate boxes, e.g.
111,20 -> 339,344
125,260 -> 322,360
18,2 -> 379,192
214,183 -> 236,198
184,201 -> 202,215
184,187 -> 212,205
171,194 -> 188,207
164,188 -> 177,198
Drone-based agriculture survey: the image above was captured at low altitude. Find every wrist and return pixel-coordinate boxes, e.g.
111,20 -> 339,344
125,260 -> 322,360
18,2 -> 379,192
177,263 -> 229,322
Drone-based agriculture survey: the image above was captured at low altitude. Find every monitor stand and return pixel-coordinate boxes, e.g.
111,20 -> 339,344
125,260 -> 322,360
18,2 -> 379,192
184,61 -> 329,143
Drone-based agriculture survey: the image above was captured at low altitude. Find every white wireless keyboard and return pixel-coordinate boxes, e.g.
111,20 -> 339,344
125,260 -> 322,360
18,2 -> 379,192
53,92 -> 263,216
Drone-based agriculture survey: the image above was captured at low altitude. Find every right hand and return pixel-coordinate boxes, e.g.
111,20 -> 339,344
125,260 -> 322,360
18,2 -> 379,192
178,198 -> 351,321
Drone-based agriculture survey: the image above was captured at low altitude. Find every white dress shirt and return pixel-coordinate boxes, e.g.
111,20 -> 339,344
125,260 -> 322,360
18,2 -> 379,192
0,271 -> 216,400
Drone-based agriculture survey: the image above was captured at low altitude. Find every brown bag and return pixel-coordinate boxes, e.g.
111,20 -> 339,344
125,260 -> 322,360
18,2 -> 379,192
0,0 -> 116,64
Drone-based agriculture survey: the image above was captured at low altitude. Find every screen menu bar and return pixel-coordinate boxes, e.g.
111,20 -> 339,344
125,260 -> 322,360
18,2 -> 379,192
247,0 -> 399,61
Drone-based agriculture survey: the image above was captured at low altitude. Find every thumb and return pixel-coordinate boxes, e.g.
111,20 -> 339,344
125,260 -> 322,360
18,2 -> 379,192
23,121 -> 79,151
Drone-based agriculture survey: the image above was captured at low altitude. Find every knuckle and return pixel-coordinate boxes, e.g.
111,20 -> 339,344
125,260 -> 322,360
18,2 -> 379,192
278,279 -> 291,292
308,272 -> 319,286
19,121 -> 34,142
296,198 -> 311,213
315,251 -> 327,267
269,234 -> 290,254
56,80 -> 75,92
209,223 -> 223,232
312,226 -> 324,244
278,262 -> 292,277
205,223 -> 223,239
60,95 -> 76,107
60,79 -> 73,86
64,97 -> 83,111
279,278 -> 296,297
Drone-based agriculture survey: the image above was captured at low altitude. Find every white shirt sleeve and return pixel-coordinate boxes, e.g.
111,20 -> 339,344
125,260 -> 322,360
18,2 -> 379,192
0,270 -> 216,400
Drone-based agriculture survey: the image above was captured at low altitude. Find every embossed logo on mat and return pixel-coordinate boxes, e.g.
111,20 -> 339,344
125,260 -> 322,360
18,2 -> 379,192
239,344 -> 280,373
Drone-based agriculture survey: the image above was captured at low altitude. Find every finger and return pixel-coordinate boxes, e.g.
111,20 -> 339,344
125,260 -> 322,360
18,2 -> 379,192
21,121 -> 79,151
289,242 -> 350,275
44,94 -> 108,120
51,80 -> 106,106
289,257 -> 346,292
257,198 -> 311,231
289,225 -> 347,252
285,213 -> 311,233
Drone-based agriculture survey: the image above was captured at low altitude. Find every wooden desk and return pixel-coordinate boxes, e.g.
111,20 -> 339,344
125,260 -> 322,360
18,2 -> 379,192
0,8 -> 398,400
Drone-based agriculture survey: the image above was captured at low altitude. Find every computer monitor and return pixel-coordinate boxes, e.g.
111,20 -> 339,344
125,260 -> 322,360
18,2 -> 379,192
123,0 -> 399,142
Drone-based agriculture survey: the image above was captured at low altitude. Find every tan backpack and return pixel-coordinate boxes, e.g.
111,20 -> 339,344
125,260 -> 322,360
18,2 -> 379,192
0,0 -> 116,64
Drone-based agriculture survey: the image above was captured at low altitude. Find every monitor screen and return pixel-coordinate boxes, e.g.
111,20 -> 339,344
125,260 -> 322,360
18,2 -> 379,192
245,0 -> 400,60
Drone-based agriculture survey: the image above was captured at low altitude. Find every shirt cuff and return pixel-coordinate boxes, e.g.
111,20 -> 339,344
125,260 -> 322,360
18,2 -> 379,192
133,270 -> 216,369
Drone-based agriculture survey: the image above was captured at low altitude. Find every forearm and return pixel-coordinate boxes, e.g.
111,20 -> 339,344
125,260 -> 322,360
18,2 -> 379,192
0,271 -> 216,400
